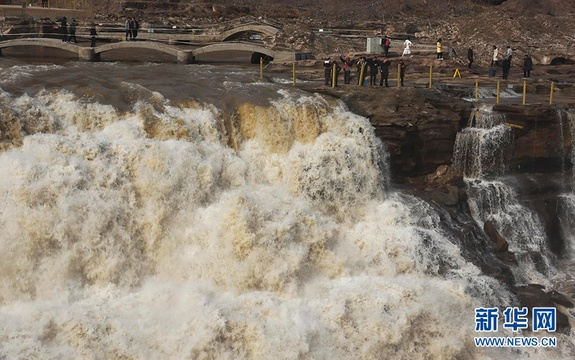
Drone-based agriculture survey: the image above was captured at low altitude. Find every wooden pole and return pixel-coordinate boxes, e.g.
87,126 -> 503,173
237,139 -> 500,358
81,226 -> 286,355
259,57 -> 263,81
496,81 -> 500,104
331,63 -> 336,88
429,65 -> 433,88
475,79 -> 479,102
550,82 -> 555,105
522,81 -> 526,105
292,63 -> 296,86
358,63 -> 365,85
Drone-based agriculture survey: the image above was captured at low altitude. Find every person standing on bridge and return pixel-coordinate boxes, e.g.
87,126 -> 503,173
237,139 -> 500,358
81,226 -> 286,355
132,18 -> 140,41
68,21 -> 77,44
90,24 -> 98,48
60,17 -> 68,43
125,17 -> 132,41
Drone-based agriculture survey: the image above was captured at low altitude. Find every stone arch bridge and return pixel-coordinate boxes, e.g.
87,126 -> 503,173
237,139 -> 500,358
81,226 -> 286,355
0,23 -> 295,63
0,38 -> 295,63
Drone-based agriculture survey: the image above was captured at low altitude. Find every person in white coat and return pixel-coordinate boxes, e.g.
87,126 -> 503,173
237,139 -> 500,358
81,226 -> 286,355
491,45 -> 499,67
402,37 -> 412,57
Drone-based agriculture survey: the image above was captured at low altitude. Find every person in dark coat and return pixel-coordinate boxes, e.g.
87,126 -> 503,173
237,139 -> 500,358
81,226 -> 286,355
60,17 -> 68,42
502,58 -> 510,79
467,47 -> 474,68
379,57 -> 391,87
398,59 -> 406,86
129,18 -> 140,41
523,54 -> 533,78
68,21 -> 77,44
89,24 -> 98,47
366,57 -> 379,86
125,17 -> 132,41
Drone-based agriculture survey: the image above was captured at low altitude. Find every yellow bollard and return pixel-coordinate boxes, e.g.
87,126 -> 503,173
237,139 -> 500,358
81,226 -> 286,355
358,63 -> 365,85
550,82 -> 555,105
429,65 -> 433,88
475,79 -> 479,102
292,63 -> 296,86
259,57 -> 263,81
397,63 -> 401,88
522,81 -> 526,105
496,81 -> 500,104
331,63 -> 337,88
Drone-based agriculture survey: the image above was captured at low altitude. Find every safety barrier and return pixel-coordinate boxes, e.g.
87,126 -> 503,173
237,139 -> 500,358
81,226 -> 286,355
268,62 -> 561,106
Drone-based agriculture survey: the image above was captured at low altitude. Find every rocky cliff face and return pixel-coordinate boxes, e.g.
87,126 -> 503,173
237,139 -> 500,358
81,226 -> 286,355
306,83 -> 575,330
317,87 -> 472,180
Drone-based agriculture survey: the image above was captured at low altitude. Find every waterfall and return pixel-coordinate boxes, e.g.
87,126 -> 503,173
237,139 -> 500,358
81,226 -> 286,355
454,107 -> 554,285
452,108 -> 513,179
1,61 -> 573,359
466,180 -> 554,284
558,109 -> 575,188
557,110 -> 575,258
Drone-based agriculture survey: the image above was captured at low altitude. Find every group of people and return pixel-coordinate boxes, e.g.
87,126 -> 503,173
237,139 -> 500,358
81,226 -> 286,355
491,45 -> 534,79
323,38 -> 537,87
59,17 -> 76,43
55,17 -> 141,48
125,17 -> 140,41
58,17 -> 98,47
324,55 -> 406,87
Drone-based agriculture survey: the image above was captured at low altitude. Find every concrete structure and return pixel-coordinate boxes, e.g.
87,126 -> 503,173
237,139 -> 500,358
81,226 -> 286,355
0,38 -> 295,63
366,37 -> 383,54
0,15 -> 295,62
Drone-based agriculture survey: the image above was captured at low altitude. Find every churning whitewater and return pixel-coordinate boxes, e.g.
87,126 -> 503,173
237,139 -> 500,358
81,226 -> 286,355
0,62 -> 571,359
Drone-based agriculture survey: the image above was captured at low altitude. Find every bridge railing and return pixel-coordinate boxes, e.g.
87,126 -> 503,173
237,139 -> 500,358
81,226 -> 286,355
1,21 -> 273,45
1,0 -> 92,10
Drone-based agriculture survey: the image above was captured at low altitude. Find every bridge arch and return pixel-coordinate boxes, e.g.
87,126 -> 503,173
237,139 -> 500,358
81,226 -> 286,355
0,38 -> 80,57
192,42 -> 273,58
94,41 -> 193,62
221,25 -> 279,42
191,41 -> 293,62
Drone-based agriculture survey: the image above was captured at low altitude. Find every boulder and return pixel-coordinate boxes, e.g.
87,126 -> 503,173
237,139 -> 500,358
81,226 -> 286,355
514,284 -> 571,333
483,220 -> 509,252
